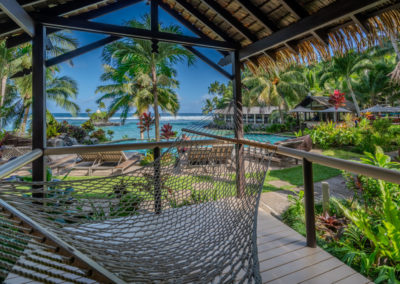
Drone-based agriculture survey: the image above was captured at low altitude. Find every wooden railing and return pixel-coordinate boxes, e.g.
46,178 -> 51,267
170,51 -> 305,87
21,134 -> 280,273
1,136 -> 400,248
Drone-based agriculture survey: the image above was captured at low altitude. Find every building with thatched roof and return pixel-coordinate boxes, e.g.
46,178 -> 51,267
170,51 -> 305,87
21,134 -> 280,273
214,106 -> 278,125
291,95 -> 356,122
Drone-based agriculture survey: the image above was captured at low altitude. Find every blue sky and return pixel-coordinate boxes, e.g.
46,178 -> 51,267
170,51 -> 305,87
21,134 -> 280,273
47,1 -> 230,114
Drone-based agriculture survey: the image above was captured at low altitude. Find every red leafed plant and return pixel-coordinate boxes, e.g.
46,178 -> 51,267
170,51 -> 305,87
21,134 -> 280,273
161,123 -> 176,140
316,212 -> 347,241
329,89 -> 346,110
137,112 -> 154,140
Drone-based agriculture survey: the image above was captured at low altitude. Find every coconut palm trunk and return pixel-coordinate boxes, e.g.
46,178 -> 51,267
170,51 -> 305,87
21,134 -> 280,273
390,32 -> 400,60
152,65 -> 160,141
346,78 -> 361,116
20,104 -> 30,133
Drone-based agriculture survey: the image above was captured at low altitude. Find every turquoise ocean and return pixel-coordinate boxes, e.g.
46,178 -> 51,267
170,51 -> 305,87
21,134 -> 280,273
53,113 -> 210,141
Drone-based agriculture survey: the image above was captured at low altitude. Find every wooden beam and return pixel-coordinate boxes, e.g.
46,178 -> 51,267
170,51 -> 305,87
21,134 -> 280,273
11,36 -> 119,78
35,15 -> 236,51
151,0 -> 158,32
174,0 -> 234,43
158,1 -> 228,56
238,0 -> 386,60
0,0 -> 34,36
202,0 -> 258,42
351,14 -> 370,33
312,29 -> 329,46
235,0 -> 278,33
231,50 -> 245,198
31,22 -> 46,187
6,0 -> 143,48
46,36 -> 119,66
184,45 -> 232,79
279,0 -> 308,19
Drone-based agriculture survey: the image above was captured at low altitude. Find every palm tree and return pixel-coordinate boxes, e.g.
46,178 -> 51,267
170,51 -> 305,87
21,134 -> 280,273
0,41 -> 30,127
321,51 -> 372,116
101,15 -> 195,141
15,70 -> 79,133
354,58 -> 399,105
96,65 -> 179,139
243,67 -> 307,122
202,98 -> 215,114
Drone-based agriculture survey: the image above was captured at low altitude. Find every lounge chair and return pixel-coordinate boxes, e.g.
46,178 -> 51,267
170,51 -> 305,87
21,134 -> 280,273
0,145 -> 32,166
71,152 -> 101,176
187,147 -> 212,166
211,145 -> 233,164
95,151 -> 137,174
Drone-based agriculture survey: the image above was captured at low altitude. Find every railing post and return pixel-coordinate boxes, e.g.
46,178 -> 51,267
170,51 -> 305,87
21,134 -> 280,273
32,22 -> 46,198
232,50 -> 245,198
303,158 -> 316,248
154,146 -> 161,214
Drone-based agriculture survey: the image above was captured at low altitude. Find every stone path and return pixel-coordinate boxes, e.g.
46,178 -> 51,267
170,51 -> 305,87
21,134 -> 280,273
260,175 -> 353,217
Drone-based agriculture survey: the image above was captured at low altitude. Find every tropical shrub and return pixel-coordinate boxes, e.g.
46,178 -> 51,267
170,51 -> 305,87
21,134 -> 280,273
90,129 -> 108,142
282,147 -> 400,282
305,118 -> 400,152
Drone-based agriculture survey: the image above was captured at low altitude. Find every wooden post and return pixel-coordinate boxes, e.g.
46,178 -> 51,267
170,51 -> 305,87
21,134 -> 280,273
154,146 -> 161,214
232,50 -> 245,198
322,182 -> 330,214
303,158 -> 316,247
32,22 -> 46,198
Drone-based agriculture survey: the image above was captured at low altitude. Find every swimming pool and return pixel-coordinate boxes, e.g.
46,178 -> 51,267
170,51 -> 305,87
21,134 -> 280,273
108,133 -> 289,154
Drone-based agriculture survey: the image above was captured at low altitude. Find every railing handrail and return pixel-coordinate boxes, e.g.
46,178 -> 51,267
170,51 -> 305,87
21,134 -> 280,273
2,134 -> 399,185
0,149 -> 43,180
182,128 -> 400,185
44,139 -> 222,155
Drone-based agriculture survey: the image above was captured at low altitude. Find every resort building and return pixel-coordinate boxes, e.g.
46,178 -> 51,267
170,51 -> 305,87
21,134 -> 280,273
290,95 -> 355,124
214,106 -> 278,125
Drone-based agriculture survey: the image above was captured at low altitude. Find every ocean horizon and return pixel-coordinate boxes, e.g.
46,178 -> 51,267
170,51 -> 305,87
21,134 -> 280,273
53,112 -> 210,140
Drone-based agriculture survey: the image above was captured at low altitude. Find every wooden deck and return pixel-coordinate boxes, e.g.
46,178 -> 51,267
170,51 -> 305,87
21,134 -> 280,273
257,209 -> 372,284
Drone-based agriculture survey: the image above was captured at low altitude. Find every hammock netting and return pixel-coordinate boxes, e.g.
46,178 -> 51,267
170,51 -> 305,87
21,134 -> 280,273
0,118 -> 276,283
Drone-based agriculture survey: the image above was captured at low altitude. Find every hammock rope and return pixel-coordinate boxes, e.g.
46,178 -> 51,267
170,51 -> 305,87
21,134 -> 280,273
0,119 -> 275,283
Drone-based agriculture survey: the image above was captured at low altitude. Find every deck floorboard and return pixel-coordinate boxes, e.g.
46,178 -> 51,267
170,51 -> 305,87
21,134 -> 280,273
257,209 -> 370,284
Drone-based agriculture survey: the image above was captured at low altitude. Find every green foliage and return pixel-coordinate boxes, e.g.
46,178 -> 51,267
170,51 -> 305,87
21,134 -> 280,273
81,120 -> 95,132
284,147 -> 400,282
89,111 -> 108,122
282,190 -> 306,236
306,118 -> 400,152
90,129 -> 108,142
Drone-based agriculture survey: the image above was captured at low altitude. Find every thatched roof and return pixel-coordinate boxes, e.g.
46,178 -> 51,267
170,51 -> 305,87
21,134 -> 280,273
1,0 -> 399,70
295,95 -> 356,111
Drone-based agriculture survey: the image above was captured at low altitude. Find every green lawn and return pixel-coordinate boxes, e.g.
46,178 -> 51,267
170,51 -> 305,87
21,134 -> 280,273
321,149 -> 364,160
263,164 -> 342,192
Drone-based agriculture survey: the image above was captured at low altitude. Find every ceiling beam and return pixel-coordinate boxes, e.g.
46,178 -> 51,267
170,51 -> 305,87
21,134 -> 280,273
36,15 -> 236,51
312,29 -> 329,46
238,0 -> 386,61
0,0 -> 34,37
201,0 -> 259,42
184,45 -> 232,79
11,36 -> 120,78
235,0 -> 278,33
6,0 -> 143,48
158,1 -> 227,56
174,0 -> 234,43
1,0 -> 106,36
351,14 -> 370,33
278,0 -> 308,20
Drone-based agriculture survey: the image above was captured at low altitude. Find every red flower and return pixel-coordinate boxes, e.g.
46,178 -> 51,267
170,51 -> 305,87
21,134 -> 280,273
329,90 -> 346,110
161,123 -> 176,140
